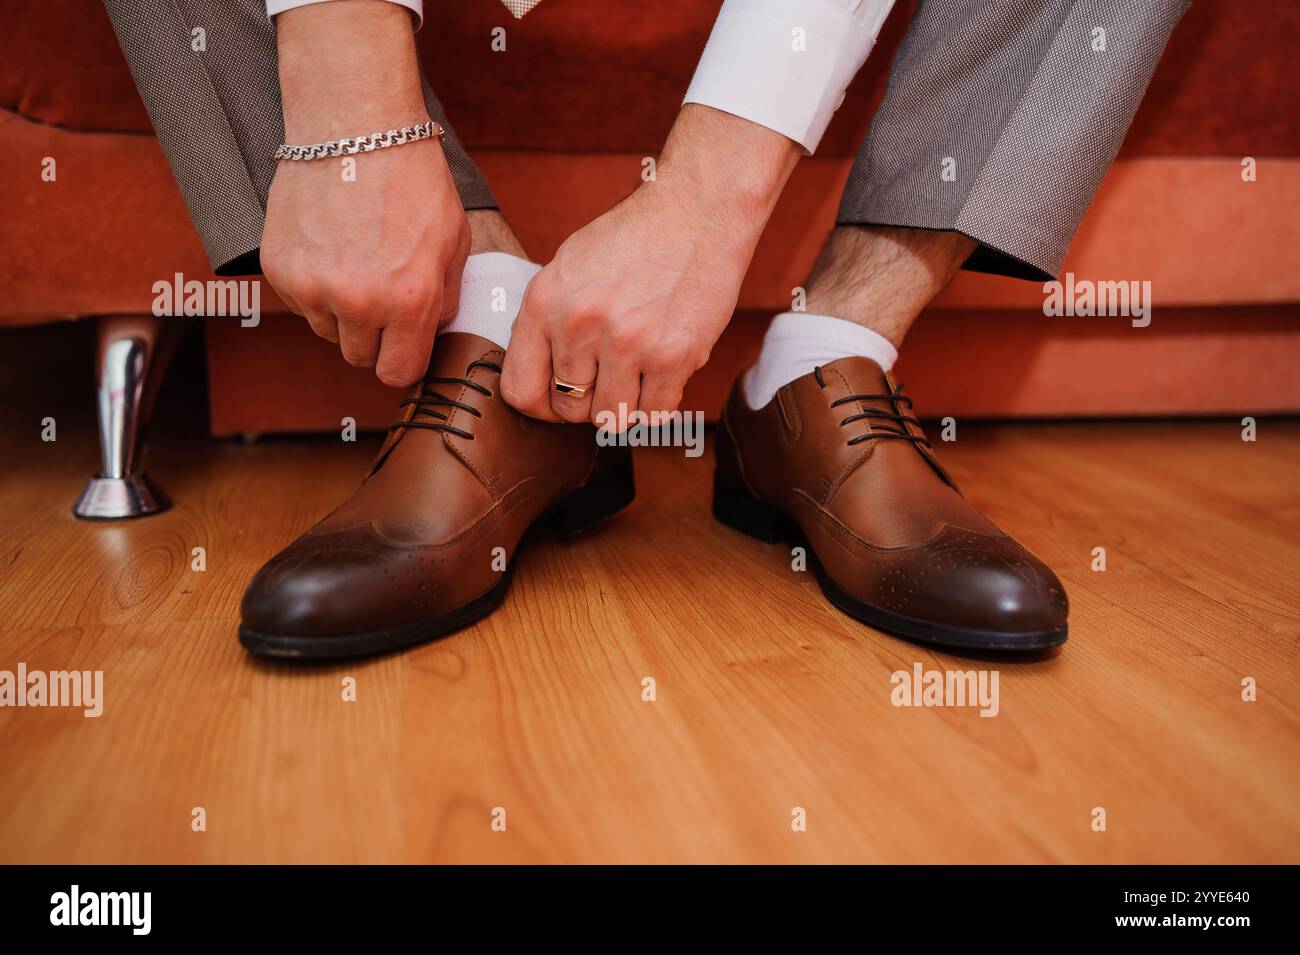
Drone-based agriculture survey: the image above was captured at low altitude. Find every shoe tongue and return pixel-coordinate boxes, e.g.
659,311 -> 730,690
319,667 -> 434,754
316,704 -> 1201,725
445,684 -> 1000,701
809,355 -> 893,414
776,356 -> 893,437
818,354 -> 889,385
426,332 -> 505,378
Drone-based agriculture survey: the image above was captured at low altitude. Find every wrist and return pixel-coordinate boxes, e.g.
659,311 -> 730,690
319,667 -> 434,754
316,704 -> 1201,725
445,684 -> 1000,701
654,104 -> 800,242
277,1 -> 426,142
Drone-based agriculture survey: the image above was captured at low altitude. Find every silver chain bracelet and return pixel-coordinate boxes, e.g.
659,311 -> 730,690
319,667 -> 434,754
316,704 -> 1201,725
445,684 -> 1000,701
273,120 -> 444,161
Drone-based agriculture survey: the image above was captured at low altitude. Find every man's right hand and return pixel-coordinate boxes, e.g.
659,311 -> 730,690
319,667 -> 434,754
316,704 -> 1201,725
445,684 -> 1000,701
261,0 -> 469,389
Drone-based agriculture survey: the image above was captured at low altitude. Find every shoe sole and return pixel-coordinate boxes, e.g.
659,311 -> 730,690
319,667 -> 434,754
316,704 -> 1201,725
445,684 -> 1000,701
238,450 -> 636,661
712,473 -> 1067,652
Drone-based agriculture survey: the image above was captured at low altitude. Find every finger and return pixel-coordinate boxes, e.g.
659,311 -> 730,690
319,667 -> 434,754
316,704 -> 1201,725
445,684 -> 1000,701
278,290 -> 305,317
375,318 -> 436,388
336,317 -> 381,368
300,303 -> 340,343
438,227 -> 471,330
374,277 -> 441,387
500,298 -> 561,422
637,372 -> 686,427
589,354 -> 641,436
548,340 -> 598,423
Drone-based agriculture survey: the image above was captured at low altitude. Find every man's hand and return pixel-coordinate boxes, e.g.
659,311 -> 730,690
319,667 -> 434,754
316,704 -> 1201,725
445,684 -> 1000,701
500,105 -> 801,425
261,1 -> 469,388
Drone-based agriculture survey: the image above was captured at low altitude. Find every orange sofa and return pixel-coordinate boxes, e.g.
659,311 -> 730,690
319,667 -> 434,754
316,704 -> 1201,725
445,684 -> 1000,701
3,0 -> 1299,448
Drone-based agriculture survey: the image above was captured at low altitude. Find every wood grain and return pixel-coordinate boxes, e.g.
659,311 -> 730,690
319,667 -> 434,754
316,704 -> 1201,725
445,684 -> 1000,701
1,416 -> 1297,863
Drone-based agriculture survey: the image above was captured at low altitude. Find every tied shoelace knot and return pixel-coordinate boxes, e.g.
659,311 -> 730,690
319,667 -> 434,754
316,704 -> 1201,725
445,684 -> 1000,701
389,358 -> 502,441
813,366 -> 930,449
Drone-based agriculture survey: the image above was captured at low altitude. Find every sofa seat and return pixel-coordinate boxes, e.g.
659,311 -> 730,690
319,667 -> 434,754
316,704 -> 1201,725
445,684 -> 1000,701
2,0 -> 1298,431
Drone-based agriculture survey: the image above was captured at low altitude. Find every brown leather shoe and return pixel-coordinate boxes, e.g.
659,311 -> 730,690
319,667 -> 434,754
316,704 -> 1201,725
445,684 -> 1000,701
714,358 -> 1067,651
239,333 -> 634,659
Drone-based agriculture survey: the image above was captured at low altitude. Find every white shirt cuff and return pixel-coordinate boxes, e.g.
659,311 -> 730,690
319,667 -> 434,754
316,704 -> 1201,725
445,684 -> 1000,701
683,0 -> 894,154
267,0 -> 423,29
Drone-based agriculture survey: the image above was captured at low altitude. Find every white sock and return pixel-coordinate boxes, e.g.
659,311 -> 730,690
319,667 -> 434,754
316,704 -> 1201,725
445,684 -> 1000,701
744,312 -> 898,410
440,251 -> 541,350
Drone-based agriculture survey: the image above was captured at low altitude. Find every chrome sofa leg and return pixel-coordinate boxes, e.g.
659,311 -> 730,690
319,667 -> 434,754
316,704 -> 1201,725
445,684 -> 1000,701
73,315 -> 182,520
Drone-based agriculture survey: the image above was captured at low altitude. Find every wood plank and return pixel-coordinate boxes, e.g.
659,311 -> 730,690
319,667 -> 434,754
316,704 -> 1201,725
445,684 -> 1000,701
1,418 -> 1297,863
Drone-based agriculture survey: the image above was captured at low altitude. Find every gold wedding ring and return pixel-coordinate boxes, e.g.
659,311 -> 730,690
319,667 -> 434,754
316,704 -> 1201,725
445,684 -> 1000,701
552,376 -> 593,400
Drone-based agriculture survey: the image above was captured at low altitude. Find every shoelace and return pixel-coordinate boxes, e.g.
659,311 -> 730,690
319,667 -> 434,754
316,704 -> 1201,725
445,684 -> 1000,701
388,358 -> 502,441
814,366 -> 930,449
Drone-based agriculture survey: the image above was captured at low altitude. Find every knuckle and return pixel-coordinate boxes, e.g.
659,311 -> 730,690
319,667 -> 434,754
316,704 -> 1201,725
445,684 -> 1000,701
562,306 -> 602,335
282,264 -> 324,301
340,345 -> 373,367
528,271 -> 557,302
520,281 -> 552,317
550,355 -> 588,381
654,341 -> 692,371
331,290 -> 376,321
608,320 -> 646,352
649,395 -> 682,417
319,274 -> 376,317
391,278 -> 437,317
266,266 -> 305,306
653,329 -> 698,366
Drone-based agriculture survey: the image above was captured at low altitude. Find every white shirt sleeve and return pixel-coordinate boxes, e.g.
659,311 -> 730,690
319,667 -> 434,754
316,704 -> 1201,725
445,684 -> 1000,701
267,0 -> 423,29
682,0 -> 896,154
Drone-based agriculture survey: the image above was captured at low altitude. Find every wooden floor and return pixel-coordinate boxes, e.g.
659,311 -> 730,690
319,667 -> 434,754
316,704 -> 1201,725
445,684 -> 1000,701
1,406 -> 1298,862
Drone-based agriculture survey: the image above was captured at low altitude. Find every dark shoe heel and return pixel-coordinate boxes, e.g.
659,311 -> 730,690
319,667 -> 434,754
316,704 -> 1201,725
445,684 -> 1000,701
712,472 -> 788,544
547,449 -> 636,537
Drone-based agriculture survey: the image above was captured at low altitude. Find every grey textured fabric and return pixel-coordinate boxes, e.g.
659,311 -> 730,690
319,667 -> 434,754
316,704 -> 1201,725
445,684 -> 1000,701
101,0 -> 496,276
837,0 -> 1193,281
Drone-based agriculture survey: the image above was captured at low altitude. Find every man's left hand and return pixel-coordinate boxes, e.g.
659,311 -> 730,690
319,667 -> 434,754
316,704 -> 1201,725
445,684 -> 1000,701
500,105 -> 801,428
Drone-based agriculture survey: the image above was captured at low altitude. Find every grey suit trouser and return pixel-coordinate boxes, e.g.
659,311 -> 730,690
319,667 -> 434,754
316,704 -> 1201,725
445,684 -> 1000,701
104,0 -> 1190,281
837,0 -> 1193,279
